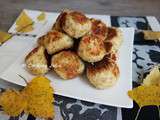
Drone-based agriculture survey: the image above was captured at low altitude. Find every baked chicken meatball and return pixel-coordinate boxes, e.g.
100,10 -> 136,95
25,46 -> 49,75
37,30 -> 73,55
104,27 -> 123,53
52,10 -> 69,32
62,11 -> 91,38
90,18 -> 108,41
51,51 -> 85,79
78,35 -> 106,62
86,56 -> 120,89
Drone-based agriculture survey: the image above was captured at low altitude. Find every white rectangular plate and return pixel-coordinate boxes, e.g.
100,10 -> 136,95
0,10 -> 134,108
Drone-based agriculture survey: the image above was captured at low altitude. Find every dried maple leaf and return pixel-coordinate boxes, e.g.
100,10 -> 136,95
128,65 -> 160,120
21,76 -> 55,119
0,31 -> 12,45
128,85 -> 160,107
143,65 -> 160,86
143,30 -> 160,42
37,12 -> 46,21
16,11 -> 34,33
0,89 -> 27,117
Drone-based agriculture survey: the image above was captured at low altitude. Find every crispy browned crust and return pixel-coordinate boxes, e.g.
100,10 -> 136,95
37,35 -> 45,46
46,30 -> 62,42
80,35 -> 105,56
104,27 -> 122,53
25,46 -> 49,75
104,42 -> 113,53
90,18 -> 108,41
25,46 -> 42,61
105,53 -> 117,61
52,10 -> 68,31
59,10 -> 91,38
37,30 -> 73,54
107,27 -> 117,41
37,30 -> 62,46
52,10 -> 88,31
51,51 -> 84,79
70,11 -> 88,24
87,56 -> 119,77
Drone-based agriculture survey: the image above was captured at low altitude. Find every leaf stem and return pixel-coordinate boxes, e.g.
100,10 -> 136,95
135,107 -> 142,120
17,74 -> 28,85
158,106 -> 160,120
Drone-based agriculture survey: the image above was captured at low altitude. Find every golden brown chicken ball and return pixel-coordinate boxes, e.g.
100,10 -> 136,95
86,56 -> 120,89
104,27 -> 123,53
78,35 -> 106,62
25,46 -> 49,75
90,18 -> 108,41
62,11 -> 91,38
37,30 -> 74,55
51,51 -> 85,79
52,10 -> 69,32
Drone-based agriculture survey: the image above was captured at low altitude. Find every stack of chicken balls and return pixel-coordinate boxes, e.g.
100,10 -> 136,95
25,10 -> 123,89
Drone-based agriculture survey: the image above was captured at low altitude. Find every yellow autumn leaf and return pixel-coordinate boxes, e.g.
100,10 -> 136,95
0,31 -> 12,45
143,30 -> 160,41
37,12 -> 46,21
16,23 -> 34,33
16,11 -> 34,33
0,76 -> 55,119
128,85 -> 160,107
0,89 -> 27,117
143,65 -> 160,86
16,25 -> 34,33
21,76 -> 55,119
